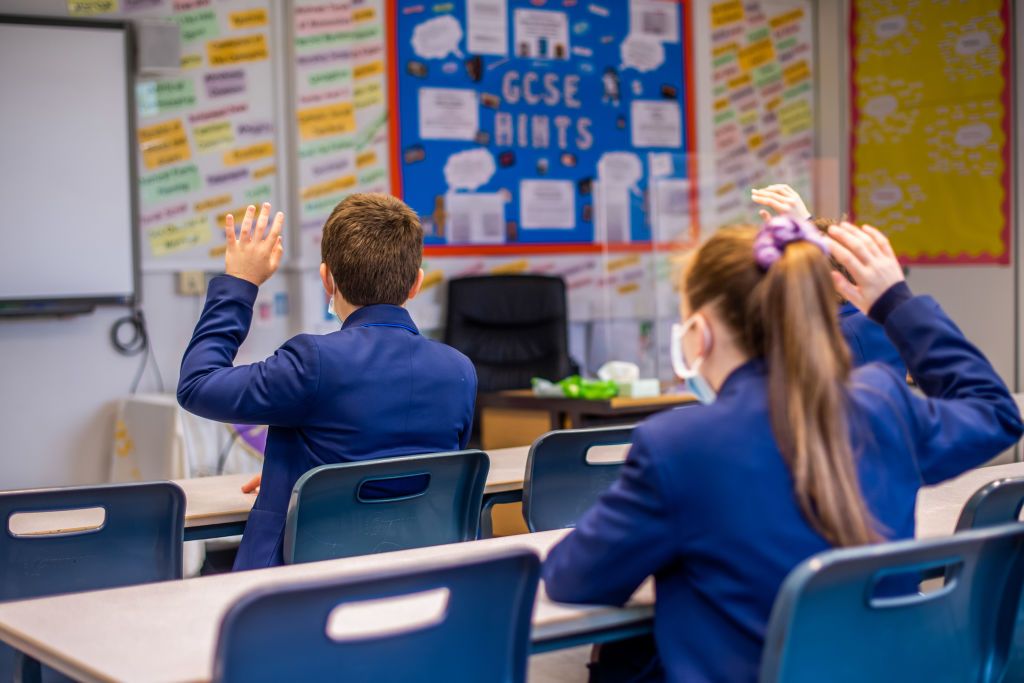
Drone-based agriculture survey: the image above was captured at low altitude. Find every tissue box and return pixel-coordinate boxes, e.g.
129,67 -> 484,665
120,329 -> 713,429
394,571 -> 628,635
616,378 -> 661,398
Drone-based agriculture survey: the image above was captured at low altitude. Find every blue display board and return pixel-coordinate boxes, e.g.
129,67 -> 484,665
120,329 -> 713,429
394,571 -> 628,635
390,0 -> 692,248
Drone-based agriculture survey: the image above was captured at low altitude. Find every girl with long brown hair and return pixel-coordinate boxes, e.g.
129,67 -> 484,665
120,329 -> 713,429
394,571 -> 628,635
543,219 -> 1022,682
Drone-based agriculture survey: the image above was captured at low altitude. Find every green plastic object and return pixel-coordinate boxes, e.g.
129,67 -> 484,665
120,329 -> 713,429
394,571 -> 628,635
532,375 -> 619,400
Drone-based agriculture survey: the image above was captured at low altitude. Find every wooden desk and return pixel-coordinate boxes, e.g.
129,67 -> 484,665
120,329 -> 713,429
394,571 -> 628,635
478,389 -> 695,449
0,530 -> 654,683
10,447 -> 538,542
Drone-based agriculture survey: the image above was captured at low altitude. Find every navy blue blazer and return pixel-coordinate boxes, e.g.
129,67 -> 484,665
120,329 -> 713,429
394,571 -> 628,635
178,275 -> 477,570
543,287 -> 1022,683
839,301 -> 906,376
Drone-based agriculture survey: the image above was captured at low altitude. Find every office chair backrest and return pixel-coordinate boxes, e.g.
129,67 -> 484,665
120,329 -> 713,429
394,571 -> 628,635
214,549 -> 541,683
284,450 -> 489,564
760,523 -> 1024,683
445,275 -> 573,392
523,426 -> 633,532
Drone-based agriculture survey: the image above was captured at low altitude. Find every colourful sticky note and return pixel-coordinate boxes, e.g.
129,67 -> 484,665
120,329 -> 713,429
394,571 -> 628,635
354,60 -> 384,80
194,194 -> 232,213
301,175 -> 357,201
228,8 -> 268,29
175,9 -> 219,43
207,34 -> 269,66
148,215 -> 212,256
67,0 -> 117,16
354,81 -> 383,109
297,102 -> 356,140
710,0 -> 743,28
222,141 -> 275,166
138,119 -> 191,170
193,120 -> 236,152
140,165 -> 201,203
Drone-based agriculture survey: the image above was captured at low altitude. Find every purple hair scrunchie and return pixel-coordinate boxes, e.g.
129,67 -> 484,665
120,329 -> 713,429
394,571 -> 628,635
753,215 -> 829,270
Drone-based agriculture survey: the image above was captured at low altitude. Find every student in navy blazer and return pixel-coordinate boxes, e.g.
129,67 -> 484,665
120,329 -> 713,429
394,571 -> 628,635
753,184 -> 906,376
838,298 -> 905,374
178,196 -> 477,570
543,219 -> 1022,683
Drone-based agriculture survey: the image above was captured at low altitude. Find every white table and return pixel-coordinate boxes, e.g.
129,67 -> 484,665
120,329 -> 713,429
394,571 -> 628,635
914,461 -> 1024,537
0,530 -> 653,683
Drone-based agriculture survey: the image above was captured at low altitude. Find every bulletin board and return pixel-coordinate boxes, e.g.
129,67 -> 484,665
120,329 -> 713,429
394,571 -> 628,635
850,0 -> 1012,264
71,0 -> 281,272
292,0 -> 391,265
695,0 -> 816,234
388,0 -> 698,252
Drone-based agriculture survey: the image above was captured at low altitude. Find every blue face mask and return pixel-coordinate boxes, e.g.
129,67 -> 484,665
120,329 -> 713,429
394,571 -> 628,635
670,316 -> 718,405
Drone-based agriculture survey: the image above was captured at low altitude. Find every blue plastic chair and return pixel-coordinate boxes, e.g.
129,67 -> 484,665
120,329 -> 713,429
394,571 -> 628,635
0,481 -> 185,682
955,476 -> 1024,531
522,426 -> 633,532
283,450 -> 489,564
953,476 -> 1024,681
213,548 -> 540,683
760,523 -> 1024,683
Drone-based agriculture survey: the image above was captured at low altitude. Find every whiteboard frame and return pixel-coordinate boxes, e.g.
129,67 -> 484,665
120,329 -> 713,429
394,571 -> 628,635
0,14 -> 140,314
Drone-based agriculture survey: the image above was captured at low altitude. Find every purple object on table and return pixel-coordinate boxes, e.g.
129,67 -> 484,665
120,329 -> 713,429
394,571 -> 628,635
230,424 -> 267,456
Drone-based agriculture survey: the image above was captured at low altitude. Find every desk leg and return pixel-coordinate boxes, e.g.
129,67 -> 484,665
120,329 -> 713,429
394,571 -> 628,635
14,651 -> 41,683
479,490 -> 523,539
565,411 -> 585,429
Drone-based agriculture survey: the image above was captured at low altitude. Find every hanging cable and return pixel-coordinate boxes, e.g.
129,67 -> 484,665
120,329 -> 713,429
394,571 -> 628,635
111,309 -> 165,394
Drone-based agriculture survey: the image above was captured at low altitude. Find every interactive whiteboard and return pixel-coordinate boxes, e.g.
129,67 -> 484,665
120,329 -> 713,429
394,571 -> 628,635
0,17 -> 136,307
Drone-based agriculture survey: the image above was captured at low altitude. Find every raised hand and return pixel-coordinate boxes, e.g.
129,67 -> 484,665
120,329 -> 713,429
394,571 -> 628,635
751,184 -> 811,221
824,222 -> 905,314
224,203 -> 284,286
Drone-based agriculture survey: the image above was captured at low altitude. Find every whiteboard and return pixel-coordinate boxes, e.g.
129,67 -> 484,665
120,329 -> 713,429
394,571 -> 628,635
0,19 -> 136,303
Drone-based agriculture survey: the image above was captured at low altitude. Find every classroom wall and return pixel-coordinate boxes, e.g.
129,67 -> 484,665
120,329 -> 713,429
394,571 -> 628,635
817,0 -> 1019,387
0,1 -> 293,489
1,0 -> 1017,489
0,272 -> 290,489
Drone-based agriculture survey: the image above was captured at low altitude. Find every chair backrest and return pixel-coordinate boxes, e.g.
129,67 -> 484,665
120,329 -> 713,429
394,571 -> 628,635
444,275 -> 572,392
522,426 -> 633,532
283,450 -> 489,564
759,523 -> 1024,683
0,482 -> 184,681
953,476 -> 1024,682
954,476 -> 1024,531
213,548 -> 540,683
0,481 -> 185,601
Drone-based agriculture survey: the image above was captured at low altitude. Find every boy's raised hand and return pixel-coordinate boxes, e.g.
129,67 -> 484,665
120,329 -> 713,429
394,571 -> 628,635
751,184 -> 811,222
824,222 -> 905,314
224,203 -> 284,286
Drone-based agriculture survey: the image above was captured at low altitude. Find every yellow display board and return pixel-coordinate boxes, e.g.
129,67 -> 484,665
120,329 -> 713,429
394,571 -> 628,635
850,0 -> 1010,263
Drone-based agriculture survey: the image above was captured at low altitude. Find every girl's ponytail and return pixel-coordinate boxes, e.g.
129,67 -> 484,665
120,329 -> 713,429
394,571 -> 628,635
755,241 -> 879,547
686,222 -> 880,547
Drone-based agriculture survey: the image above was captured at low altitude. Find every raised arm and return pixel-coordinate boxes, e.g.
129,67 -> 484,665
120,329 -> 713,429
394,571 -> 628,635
177,204 -> 319,426
827,223 -> 1023,482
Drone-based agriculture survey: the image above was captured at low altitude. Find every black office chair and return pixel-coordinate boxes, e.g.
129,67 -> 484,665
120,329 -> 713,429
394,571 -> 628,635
444,275 -> 577,392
